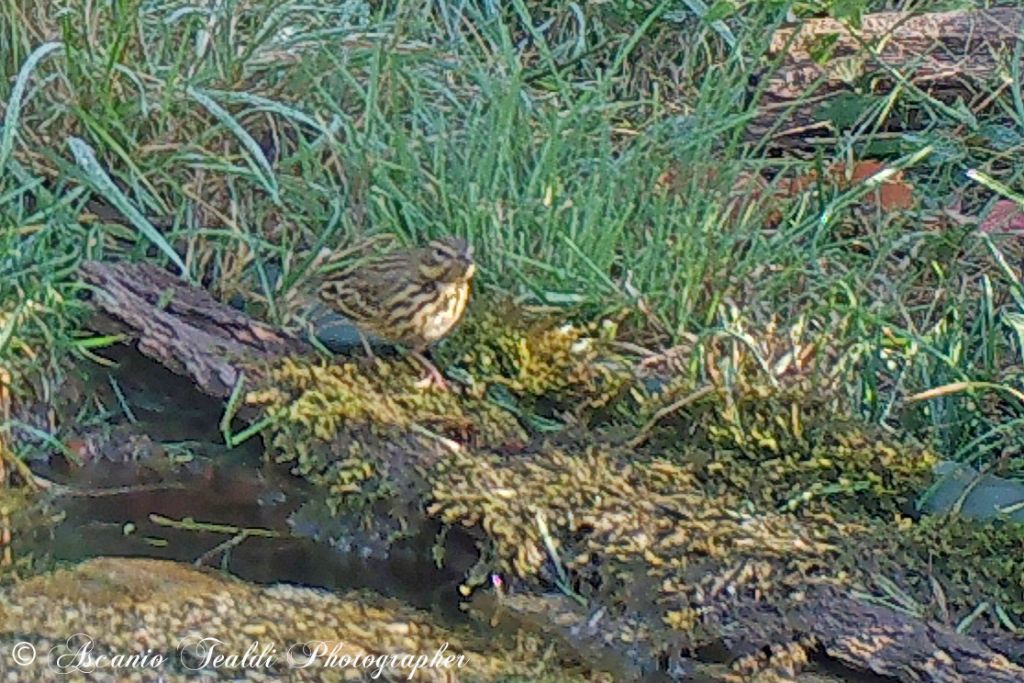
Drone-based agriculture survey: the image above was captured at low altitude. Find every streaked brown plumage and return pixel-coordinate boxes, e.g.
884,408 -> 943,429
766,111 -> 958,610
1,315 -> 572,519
319,236 -> 475,386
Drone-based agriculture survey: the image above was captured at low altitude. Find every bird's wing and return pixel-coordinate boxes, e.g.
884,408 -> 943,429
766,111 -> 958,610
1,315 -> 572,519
319,251 -> 417,325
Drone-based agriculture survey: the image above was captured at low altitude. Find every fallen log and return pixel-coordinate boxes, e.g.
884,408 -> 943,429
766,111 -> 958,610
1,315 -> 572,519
80,260 -> 308,398
750,8 -> 1024,143
702,583 -> 1024,683
76,259 -> 1024,682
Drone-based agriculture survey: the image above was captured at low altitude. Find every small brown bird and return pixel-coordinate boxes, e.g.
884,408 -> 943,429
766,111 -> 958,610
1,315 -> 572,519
319,236 -> 475,388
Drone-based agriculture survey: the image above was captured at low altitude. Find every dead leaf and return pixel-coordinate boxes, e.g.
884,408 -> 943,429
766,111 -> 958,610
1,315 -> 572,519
831,160 -> 915,211
979,200 -> 1024,233
653,158 -> 915,228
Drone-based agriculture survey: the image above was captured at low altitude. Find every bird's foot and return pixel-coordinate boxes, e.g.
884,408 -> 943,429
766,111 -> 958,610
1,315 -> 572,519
411,351 -> 449,391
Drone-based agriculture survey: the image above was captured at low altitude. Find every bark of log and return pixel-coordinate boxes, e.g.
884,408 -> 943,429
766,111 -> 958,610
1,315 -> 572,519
750,8 -> 1024,144
488,587 -> 1024,683
78,259 -> 1024,683
79,260 -> 309,398
704,583 -> 1024,683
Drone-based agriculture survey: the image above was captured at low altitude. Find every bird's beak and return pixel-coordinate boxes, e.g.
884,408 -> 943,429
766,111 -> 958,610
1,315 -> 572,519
464,261 -> 477,278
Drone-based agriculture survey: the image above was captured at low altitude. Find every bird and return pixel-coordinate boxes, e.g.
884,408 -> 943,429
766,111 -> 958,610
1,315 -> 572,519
318,236 -> 475,388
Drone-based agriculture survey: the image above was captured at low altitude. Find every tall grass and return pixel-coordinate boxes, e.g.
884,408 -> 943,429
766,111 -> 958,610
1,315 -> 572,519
2,0 -> 1024,479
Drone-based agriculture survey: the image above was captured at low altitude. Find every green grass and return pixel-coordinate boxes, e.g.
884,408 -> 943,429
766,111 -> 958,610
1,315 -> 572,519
3,0 -> 1024,485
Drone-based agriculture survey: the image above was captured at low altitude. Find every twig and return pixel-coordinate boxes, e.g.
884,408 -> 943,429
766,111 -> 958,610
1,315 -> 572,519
535,510 -> 586,607
0,447 -> 40,491
194,532 -> 257,568
410,422 -> 462,453
627,385 -> 715,448
149,513 -> 280,538
50,482 -> 188,497
149,513 -> 280,568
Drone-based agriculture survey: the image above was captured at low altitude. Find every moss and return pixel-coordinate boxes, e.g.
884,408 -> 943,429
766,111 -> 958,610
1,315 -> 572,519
247,352 -> 544,452
683,382 -> 939,517
0,490 -> 54,584
246,356 -> 528,507
855,515 -> 1024,629
242,311 -> 1019,675
441,302 -> 631,412
423,439 -> 883,681
427,442 -> 854,601
245,304 -> 632,510
423,436 -> 1024,678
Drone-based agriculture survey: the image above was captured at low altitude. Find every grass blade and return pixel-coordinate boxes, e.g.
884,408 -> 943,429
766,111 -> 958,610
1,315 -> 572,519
0,42 -> 63,173
187,86 -> 280,203
67,136 -> 188,275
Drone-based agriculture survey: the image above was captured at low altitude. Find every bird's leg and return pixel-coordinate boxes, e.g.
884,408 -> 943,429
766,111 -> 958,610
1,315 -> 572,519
354,329 -> 387,374
358,330 -> 377,361
410,349 -> 448,390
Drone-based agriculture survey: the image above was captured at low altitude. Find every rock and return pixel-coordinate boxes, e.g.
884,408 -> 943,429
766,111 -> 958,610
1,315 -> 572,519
0,557 -> 582,682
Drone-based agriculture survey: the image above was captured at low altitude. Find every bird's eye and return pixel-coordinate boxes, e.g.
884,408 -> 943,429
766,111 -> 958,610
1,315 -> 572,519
434,247 -> 448,259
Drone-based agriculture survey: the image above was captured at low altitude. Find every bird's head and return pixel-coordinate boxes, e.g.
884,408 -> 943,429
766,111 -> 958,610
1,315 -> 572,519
419,236 -> 475,283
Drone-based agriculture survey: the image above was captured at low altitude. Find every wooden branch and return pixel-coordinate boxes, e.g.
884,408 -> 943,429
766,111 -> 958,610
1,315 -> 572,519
770,9 -> 1023,74
79,261 -> 309,398
478,585 -> 1024,683
751,8 -> 1024,142
705,584 -> 1024,683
